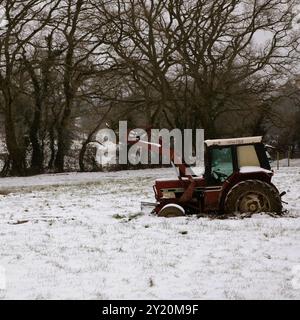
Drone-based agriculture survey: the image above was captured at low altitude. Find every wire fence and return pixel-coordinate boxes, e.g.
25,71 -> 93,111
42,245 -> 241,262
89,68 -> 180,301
270,147 -> 300,169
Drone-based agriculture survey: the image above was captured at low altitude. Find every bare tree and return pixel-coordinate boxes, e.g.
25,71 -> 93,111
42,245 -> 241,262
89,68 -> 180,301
96,0 -> 300,138
0,0 -> 61,175
93,0 -> 183,127
48,0 -> 117,172
21,31 -> 63,173
164,0 -> 300,137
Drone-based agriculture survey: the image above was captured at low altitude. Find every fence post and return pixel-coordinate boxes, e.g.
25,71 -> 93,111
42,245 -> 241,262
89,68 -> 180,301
288,146 -> 292,167
277,151 -> 280,170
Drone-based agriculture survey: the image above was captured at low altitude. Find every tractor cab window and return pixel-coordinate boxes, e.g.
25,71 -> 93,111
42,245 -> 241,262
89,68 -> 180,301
210,147 -> 233,183
237,145 -> 260,168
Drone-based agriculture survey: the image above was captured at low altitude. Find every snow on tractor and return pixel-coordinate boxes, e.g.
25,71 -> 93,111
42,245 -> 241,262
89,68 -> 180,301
146,136 -> 285,217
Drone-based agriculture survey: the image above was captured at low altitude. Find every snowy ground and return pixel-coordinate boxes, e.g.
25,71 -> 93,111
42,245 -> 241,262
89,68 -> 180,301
0,161 -> 300,300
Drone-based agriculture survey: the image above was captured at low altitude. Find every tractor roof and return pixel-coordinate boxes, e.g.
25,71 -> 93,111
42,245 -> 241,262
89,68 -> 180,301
205,136 -> 263,147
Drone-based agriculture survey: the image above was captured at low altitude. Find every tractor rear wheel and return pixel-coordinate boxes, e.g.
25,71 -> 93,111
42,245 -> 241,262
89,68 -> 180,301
158,204 -> 185,218
224,180 -> 282,215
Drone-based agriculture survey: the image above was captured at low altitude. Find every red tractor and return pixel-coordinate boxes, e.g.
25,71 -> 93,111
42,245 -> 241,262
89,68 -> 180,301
149,136 -> 284,217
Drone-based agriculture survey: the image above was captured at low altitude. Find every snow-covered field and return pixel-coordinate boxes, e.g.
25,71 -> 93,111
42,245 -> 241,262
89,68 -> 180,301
0,161 -> 300,300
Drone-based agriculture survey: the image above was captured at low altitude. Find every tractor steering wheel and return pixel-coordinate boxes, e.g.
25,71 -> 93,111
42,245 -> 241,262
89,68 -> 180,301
212,170 -> 228,182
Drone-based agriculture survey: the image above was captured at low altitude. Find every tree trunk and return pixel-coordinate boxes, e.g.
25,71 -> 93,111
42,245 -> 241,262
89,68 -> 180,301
54,107 -> 71,172
54,129 -> 66,172
29,108 -> 44,174
5,116 -> 26,176
79,142 -> 88,172
4,97 -> 26,176
48,126 -> 56,170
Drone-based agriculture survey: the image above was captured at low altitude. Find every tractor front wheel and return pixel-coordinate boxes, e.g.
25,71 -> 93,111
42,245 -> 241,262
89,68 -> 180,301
158,204 -> 185,218
224,180 -> 282,215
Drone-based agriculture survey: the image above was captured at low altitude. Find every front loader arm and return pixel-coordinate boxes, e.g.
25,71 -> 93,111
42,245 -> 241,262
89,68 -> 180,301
135,139 -> 196,203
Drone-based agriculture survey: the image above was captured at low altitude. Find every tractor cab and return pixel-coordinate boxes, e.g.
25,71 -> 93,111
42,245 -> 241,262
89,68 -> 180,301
204,136 -> 272,185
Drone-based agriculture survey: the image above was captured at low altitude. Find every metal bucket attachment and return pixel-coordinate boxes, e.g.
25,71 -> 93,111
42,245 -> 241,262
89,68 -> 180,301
141,202 -> 157,214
